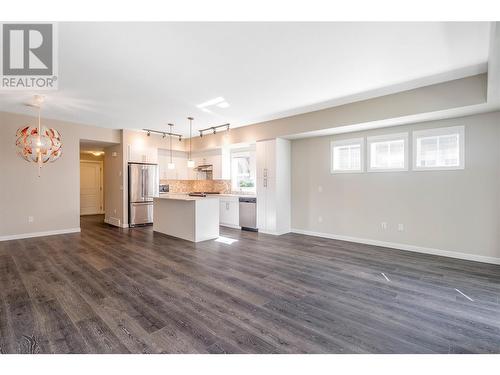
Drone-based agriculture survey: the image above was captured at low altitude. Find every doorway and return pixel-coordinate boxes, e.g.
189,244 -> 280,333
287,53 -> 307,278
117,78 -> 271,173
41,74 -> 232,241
80,160 -> 104,215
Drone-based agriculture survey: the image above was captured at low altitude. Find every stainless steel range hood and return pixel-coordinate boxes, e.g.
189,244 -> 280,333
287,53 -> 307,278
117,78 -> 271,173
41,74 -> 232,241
194,164 -> 213,179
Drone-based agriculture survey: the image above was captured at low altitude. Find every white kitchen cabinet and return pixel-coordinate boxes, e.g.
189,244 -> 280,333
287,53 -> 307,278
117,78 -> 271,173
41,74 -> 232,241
158,153 -> 189,180
219,196 -> 239,228
175,157 -> 189,180
158,154 -> 167,179
256,138 -> 291,235
127,144 -> 158,164
158,150 -> 224,181
205,154 -> 222,179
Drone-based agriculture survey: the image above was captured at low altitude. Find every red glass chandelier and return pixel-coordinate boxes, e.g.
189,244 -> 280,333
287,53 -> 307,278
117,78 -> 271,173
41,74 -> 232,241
15,96 -> 63,177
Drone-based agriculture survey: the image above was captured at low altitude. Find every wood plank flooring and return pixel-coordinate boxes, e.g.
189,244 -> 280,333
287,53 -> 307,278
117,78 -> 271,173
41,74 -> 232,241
1,214 -> 500,353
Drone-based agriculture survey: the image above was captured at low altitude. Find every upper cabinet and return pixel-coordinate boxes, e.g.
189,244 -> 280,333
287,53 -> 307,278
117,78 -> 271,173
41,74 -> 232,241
127,143 -> 158,164
256,138 -> 291,235
158,153 -> 189,180
158,149 -> 224,180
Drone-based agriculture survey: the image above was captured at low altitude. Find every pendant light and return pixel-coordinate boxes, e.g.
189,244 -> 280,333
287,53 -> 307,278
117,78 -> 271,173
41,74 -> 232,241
187,117 -> 195,168
167,123 -> 175,170
15,95 -> 63,177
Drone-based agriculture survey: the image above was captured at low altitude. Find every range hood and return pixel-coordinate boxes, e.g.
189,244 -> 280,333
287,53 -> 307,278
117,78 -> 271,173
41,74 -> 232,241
194,164 -> 213,179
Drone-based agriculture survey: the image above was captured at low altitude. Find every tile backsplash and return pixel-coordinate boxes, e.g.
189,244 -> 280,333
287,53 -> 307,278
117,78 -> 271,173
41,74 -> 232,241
160,179 -> 231,193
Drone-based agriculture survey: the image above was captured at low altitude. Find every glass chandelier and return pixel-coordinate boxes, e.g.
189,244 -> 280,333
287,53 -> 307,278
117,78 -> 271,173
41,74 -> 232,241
15,95 -> 63,177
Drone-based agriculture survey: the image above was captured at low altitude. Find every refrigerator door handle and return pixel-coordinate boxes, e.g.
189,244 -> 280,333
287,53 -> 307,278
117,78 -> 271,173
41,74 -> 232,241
141,167 -> 146,200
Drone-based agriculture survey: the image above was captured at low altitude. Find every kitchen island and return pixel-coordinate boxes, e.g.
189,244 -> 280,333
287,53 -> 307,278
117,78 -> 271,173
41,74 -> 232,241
153,194 -> 220,242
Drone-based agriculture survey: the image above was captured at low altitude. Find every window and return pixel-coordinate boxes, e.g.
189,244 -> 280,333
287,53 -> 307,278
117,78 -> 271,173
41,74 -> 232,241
367,133 -> 408,172
331,138 -> 364,173
231,151 -> 256,192
413,126 -> 464,170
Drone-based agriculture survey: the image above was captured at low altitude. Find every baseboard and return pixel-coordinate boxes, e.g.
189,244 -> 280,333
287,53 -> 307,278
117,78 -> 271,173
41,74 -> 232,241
259,228 -> 291,236
104,217 -> 128,228
220,224 -> 241,230
81,211 -> 105,216
0,227 -> 81,242
291,228 -> 500,265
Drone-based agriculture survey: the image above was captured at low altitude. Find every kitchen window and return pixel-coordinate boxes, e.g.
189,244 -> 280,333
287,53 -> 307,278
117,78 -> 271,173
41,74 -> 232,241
413,126 -> 465,170
231,151 -> 256,192
330,138 -> 364,173
367,133 -> 408,172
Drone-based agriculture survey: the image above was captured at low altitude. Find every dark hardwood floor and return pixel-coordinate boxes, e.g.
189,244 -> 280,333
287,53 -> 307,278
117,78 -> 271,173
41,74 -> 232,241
1,214 -> 500,354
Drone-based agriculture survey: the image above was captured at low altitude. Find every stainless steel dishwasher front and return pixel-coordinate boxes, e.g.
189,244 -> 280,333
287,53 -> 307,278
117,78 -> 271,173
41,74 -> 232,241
239,197 -> 257,231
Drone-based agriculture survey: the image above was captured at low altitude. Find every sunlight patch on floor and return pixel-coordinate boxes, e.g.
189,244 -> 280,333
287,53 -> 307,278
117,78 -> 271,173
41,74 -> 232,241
214,236 -> 239,245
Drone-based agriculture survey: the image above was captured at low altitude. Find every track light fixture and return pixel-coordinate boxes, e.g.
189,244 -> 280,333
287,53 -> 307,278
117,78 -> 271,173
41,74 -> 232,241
198,123 -> 230,138
142,128 -> 182,141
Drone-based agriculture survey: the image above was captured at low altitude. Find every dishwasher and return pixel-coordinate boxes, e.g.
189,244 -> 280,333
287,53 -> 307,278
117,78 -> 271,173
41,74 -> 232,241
239,197 -> 257,231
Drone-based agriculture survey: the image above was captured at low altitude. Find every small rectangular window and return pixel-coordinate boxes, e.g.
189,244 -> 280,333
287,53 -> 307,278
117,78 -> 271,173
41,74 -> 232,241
231,151 -> 256,192
367,133 -> 408,172
331,138 -> 364,173
413,126 -> 464,170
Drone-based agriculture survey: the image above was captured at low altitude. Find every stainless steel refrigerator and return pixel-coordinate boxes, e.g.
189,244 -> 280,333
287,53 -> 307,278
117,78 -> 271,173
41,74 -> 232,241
128,162 -> 159,227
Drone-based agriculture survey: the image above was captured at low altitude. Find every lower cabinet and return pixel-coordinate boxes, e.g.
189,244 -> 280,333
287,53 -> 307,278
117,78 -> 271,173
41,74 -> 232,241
219,197 -> 239,228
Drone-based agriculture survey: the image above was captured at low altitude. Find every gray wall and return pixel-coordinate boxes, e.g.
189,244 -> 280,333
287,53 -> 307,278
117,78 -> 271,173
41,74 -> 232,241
291,111 -> 500,262
104,143 -> 124,227
0,111 -> 120,238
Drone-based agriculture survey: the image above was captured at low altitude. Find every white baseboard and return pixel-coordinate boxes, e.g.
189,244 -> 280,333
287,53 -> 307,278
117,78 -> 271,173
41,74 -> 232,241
220,223 -> 241,230
0,227 -> 81,242
259,228 -> 291,236
291,228 -> 500,265
104,217 -> 128,228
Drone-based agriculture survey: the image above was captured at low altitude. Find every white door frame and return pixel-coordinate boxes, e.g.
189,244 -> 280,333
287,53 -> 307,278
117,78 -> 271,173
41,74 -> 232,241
80,160 -> 104,215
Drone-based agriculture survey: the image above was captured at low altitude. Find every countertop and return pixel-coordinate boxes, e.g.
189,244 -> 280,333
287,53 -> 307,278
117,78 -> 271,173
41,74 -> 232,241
219,193 -> 256,198
159,192 -> 256,199
155,193 -> 220,201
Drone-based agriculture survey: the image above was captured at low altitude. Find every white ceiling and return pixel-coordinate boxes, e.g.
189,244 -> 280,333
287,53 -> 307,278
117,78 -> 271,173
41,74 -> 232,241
0,22 -> 491,136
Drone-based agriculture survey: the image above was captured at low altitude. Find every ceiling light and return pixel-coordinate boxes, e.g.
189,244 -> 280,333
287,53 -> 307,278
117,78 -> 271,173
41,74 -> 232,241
168,123 -> 175,170
16,95 -> 62,177
216,101 -> 230,109
198,123 -> 230,137
147,131 -> 151,137
196,97 -> 225,109
187,117 -> 195,168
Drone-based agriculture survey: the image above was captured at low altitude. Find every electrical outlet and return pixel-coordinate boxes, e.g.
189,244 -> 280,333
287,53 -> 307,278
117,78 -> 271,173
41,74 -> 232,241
398,223 -> 405,232
381,222 -> 387,230
318,216 -> 323,223
28,216 -> 34,223
114,209 -> 117,215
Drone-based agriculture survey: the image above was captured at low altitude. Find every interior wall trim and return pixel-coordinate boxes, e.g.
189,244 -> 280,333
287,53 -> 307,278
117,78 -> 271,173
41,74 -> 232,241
0,228 -> 81,242
291,228 -> 500,265
104,217 -> 128,228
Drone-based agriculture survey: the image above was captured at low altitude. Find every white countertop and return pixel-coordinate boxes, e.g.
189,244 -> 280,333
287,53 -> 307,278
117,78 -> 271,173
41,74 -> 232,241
155,193 -> 220,201
219,193 -> 256,198
159,192 -> 256,199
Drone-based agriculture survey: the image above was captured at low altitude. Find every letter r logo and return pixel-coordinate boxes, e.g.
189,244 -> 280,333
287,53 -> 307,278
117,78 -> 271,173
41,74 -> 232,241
2,24 -> 53,76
